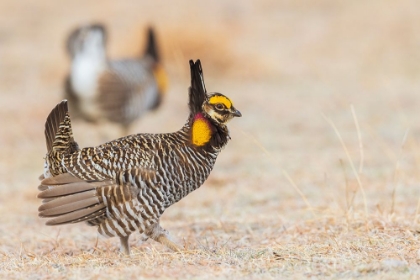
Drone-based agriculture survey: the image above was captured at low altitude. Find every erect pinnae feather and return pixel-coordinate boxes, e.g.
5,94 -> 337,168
188,59 -> 207,115
144,26 -> 159,62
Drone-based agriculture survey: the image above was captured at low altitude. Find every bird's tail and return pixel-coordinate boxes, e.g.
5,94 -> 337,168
43,100 -> 79,178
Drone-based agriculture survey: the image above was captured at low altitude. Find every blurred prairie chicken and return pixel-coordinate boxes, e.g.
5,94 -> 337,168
38,60 -> 241,254
64,23 -> 167,135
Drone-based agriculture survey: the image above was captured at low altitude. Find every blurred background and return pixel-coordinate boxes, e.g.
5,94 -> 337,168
1,0 -> 420,265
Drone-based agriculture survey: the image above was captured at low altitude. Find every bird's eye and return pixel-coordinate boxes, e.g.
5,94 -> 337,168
215,103 -> 225,110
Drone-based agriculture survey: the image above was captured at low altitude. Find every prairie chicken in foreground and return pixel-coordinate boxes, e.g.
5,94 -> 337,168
64,23 -> 167,135
38,60 -> 241,255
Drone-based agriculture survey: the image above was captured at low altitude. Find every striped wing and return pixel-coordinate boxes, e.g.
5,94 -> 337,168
98,59 -> 159,126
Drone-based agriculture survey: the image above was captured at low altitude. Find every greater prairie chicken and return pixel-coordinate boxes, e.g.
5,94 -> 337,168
64,23 -> 167,135
38,60 -> 241,254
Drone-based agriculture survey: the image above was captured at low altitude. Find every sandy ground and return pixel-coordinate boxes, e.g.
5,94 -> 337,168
1,0 -> 420,278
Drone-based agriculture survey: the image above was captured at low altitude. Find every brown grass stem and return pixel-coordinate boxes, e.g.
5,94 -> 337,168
240,130 -> 316,217
322,114 -> 368,221
350,104 -> 364,174
414,196 -> 420,224
391,128 -> 409,215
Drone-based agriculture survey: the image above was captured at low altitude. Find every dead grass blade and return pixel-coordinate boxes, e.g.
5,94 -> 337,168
240,130 -> 316,217
414,196 -> 420,224
391,128 -> 410,215
350,104 -> 364,174
322,113 -> 368,221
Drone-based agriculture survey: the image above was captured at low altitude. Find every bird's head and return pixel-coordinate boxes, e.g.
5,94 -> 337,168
66,23 -> 107,58
202,93 -> 242,125
188,60 -> 241,127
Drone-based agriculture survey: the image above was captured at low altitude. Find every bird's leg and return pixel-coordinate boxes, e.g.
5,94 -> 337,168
120,235 -> 131,255
147,223 -> 183,252
156,235 -> 183,252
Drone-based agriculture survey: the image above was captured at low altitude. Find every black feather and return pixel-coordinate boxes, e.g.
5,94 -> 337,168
144,27 -> 159,62
188,59 -> 207,116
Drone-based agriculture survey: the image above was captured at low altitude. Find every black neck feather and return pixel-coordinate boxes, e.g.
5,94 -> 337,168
144,27 -> 159,62
188,59 -> 206,115
208,121 -> 230,150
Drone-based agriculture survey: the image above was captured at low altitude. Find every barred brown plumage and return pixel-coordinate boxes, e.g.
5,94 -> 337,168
38,59 -> 242,255
64,23 -> 167,136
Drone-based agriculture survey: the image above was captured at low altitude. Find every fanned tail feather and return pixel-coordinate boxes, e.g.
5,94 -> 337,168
43,100 -> 79,177
44,100 -> 78,154
45,100 -> 68,152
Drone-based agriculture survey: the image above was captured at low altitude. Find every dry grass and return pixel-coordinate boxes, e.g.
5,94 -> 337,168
1,0 -> 420,278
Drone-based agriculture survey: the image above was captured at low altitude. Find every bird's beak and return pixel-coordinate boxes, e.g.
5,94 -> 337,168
231,108 -> 242,117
